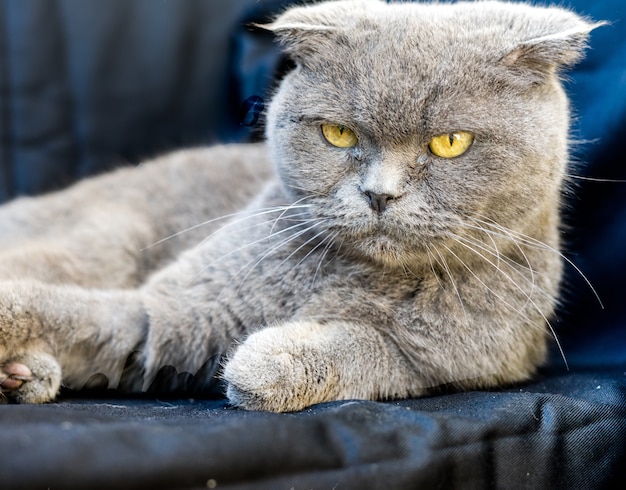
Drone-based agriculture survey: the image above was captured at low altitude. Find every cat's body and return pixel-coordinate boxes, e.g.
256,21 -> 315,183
0,0 -> 600,411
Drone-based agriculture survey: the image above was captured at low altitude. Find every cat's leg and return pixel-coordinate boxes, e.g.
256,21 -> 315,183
0,255 -> 242,402
0,145 -> 272,288
0,280 -> 148,403
0,180 -> 167,288
223,320 -> 421,412
0,212 -> 154,288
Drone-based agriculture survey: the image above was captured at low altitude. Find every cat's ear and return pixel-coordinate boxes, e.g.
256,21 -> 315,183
501,14 -> 606,83
257,0 -> 376,65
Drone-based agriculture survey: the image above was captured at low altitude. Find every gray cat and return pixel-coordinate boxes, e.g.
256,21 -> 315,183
0,0 -> 602,412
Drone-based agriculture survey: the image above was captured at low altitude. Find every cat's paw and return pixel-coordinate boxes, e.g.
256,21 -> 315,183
224,349 -> 306,412
223,325 -> 339,412
0,351 -> 61,403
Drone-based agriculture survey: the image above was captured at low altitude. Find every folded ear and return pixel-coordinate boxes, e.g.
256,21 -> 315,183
257,0 -> 377,65
260,21 -> 336,63
501,15 -> 606,83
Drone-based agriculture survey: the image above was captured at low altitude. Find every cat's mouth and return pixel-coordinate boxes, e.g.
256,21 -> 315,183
332,216 -> 451,266
318,204 -> 456,265
335,224 -> 411,263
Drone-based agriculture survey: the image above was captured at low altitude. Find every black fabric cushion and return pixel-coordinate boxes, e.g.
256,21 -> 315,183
0,0 -> 625,488
1,369 -> 624,489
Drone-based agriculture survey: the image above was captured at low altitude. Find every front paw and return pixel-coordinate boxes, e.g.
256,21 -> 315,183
223,327 -> 338,412
0,351 -> 61,403
0,282 -> 61,403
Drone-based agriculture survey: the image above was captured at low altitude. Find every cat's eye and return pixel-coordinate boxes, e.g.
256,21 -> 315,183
428,132 -> 474,159
321,124 -> 358,148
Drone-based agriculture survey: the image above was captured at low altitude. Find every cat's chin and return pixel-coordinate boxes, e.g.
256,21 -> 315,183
353,235 -> 424,268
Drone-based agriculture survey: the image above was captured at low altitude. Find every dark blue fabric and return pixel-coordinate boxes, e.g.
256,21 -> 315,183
0,0 -> 625,488
0,0 -> 290,200
555,0 -> 626,369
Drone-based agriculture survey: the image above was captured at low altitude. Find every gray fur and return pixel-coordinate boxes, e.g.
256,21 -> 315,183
0,1 -> 601,411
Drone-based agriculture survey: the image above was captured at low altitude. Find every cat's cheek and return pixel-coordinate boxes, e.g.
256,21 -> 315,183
275,150 -> 350,199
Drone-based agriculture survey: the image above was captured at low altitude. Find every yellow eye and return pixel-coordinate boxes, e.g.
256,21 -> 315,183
428,132 -> 474,158
321,124 -> 358,148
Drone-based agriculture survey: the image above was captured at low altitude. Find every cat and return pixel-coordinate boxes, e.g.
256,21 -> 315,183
0,0 -> 602,412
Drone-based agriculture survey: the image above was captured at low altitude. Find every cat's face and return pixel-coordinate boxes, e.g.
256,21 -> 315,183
265,0 -> 597,266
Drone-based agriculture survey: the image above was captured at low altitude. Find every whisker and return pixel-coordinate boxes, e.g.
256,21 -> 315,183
400,263 -> 411,281
428,244 -> 470,327
463,222 -> 541,308
565,174 -> 626,183
275,227 -> 330,272
467,214 -> 603,309
197,207 -> 312,249
283,184 -> 329,198
268,195 -> 316,236
475,220 -> 502,272
312,232 -> 339,285
182,217 -> 324,294
142,204 -> 312,250
426,247 -> 445,290
441,242 -> 569,370
229,220 -> 328,298
223,218 -> 324,269
328,237 -> 345,270
460,219 -> 551,257
453,230 -> 542,286
442,241 -> 538,316
451,233 -> 551,307
196,211 -> 313,250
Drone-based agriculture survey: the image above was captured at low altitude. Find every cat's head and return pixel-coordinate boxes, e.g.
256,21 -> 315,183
264,0 -> 601,267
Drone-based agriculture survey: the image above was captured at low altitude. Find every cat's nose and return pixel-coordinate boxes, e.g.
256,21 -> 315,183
363,190 -> 394,214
